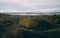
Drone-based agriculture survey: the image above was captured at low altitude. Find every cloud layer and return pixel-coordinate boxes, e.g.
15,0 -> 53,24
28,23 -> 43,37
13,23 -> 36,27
0,0 -> 60,12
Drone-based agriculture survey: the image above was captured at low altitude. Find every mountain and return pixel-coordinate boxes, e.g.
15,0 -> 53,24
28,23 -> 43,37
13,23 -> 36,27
50,12 -> 60,15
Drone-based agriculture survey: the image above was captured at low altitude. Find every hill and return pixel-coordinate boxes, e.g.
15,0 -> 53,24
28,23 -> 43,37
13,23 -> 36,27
0,13 -> 60,38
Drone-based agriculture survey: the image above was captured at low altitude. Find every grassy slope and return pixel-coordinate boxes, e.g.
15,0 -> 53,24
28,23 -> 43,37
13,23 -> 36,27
0,13 -> 60,38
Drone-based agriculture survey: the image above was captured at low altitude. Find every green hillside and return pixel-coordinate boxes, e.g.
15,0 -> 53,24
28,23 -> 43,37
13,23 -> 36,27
0,13 -> 60,38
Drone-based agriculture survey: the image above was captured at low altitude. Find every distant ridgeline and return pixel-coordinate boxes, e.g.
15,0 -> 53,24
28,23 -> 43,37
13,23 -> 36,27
50,12 -> 60,15
4,12 -> 44,15
0,13 -> 10,16
0,12 -> 60,15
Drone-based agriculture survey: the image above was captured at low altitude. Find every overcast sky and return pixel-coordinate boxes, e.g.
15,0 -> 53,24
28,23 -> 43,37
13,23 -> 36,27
0,0 -> 60,12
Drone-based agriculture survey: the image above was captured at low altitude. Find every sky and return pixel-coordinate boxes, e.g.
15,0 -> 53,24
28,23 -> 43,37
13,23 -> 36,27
0,0 -> 60,12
